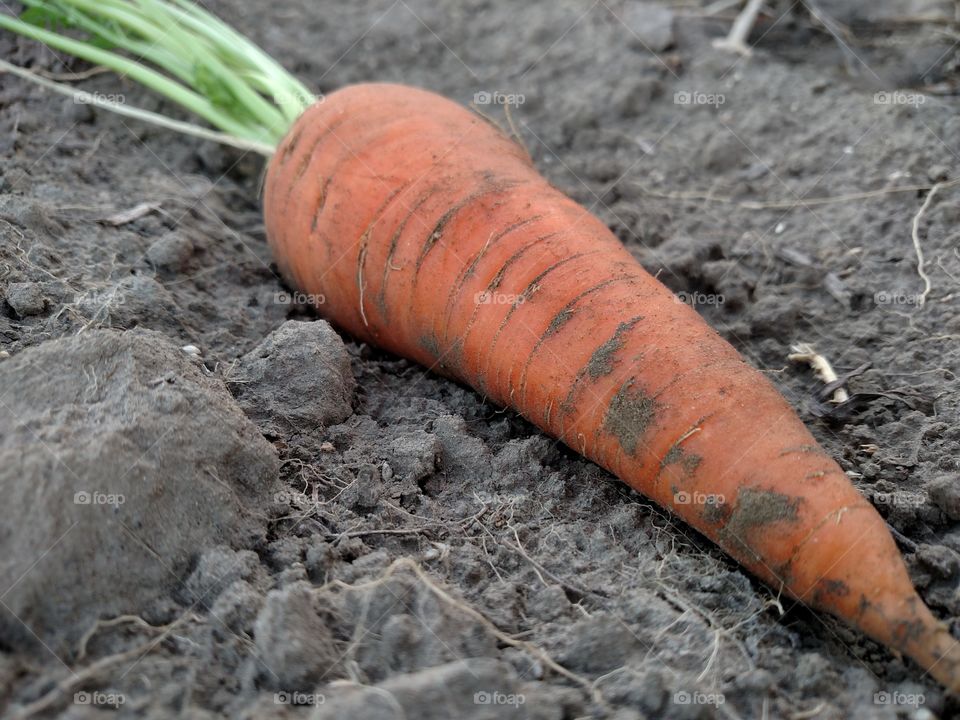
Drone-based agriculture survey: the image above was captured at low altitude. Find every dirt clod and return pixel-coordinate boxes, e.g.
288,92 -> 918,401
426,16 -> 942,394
3,280 -> 46,316
253,582 -> 341,690
146,232 -> 194,273
230,319 -> 355,436
312,658 -> 527,720
0,328 -> 278,654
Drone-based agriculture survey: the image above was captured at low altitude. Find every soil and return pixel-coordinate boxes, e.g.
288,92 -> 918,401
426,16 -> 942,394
1,0 -> 959,718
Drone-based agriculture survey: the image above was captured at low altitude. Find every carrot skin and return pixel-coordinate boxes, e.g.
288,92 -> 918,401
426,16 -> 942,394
264,83 -> 960,692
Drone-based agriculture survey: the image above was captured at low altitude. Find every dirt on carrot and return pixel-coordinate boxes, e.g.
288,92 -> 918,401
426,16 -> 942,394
587,317 -> 642,379
721,488 -> 803,563
602,379 -> 660,456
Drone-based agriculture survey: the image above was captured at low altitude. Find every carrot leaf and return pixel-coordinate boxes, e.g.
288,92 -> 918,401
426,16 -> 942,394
0,0 -> 318,152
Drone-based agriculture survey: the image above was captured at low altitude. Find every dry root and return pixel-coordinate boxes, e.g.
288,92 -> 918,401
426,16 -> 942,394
788,343 -> 849,403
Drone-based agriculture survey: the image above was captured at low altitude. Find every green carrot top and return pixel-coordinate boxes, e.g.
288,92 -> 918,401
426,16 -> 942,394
0,0 -> 316,153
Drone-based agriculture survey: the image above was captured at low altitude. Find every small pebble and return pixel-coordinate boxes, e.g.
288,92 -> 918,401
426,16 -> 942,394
702,133 -> 744,173
4,282 -> 46,317
146,233 -> 194,272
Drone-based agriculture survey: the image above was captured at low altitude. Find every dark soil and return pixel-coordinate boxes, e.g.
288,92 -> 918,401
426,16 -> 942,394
1,1 -> 959,718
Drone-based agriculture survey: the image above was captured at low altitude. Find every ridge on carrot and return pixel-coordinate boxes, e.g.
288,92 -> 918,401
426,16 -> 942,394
2,0 -> 957,694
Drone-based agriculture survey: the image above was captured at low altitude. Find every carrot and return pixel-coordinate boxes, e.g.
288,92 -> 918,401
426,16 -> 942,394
264,84 -> 960,691
2,0 -> 957,694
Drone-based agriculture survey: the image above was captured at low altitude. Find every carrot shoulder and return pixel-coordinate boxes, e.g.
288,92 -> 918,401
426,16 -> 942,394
263,83 -> 960,691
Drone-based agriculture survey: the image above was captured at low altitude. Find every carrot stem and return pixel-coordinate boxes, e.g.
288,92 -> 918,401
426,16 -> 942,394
0,57 -> 275,155
0,0 -> 317,149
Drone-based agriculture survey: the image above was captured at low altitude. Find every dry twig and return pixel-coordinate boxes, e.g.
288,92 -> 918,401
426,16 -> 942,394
788,343 -> 849,404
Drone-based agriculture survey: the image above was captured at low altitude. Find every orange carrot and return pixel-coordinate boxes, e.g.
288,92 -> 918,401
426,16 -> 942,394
0,0 -> 951,689
264,83 -> 959,691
